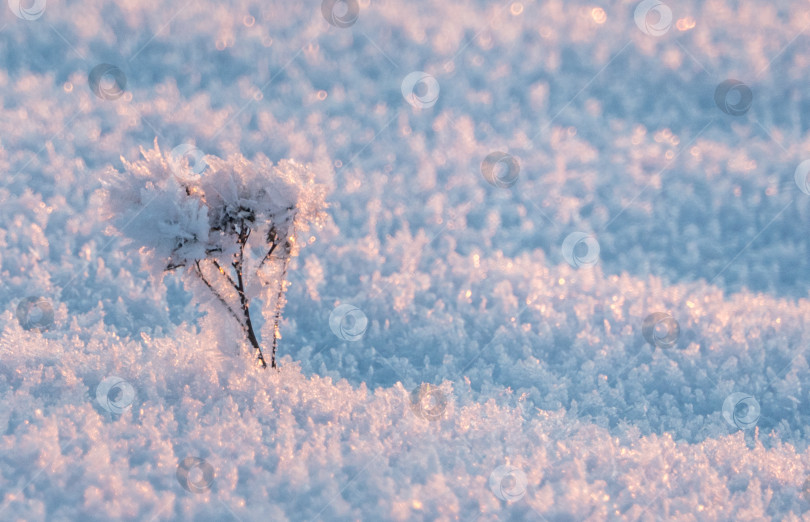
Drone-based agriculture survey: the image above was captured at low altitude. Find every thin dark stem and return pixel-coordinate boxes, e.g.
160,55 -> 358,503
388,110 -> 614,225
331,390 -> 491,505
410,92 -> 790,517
188,214 -> 296,371
234,220 -> 268,368
194,260 -> 246,332
265,218 -> 295,369
258,238 -> 279,271
211,260 -> 238,290
270,253 -> 291,369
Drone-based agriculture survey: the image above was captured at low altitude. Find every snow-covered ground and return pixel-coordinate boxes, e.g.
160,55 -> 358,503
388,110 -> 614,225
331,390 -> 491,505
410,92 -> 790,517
2,0 -> 810,519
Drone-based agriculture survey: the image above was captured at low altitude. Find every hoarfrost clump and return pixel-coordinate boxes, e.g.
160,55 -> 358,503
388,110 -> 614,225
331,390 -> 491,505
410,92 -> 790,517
102,140 -> 327,368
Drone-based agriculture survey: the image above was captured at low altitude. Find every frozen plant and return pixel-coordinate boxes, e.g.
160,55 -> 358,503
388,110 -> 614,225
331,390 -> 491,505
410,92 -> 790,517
102,140 -> 327,368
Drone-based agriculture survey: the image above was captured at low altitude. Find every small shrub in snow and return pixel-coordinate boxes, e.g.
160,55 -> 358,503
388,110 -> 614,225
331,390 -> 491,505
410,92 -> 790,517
103,140 -> 327,368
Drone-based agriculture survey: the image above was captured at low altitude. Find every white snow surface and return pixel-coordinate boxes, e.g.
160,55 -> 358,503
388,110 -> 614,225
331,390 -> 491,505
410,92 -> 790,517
1,0 -> 810,519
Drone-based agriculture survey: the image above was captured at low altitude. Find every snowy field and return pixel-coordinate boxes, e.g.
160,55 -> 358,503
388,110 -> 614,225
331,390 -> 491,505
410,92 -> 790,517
2,0 -> 810,519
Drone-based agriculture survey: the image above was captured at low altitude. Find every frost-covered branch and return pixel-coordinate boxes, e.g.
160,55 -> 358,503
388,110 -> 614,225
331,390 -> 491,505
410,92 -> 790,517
102,139 -> 327,369
194,260 -> 245,330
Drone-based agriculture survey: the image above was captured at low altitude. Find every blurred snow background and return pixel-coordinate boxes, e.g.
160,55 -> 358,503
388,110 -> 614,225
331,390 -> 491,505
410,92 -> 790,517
1,0 -> 810,519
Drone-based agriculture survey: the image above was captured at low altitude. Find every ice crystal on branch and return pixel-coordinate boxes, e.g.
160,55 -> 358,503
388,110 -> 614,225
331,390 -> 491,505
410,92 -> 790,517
103,140 -> 327,368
